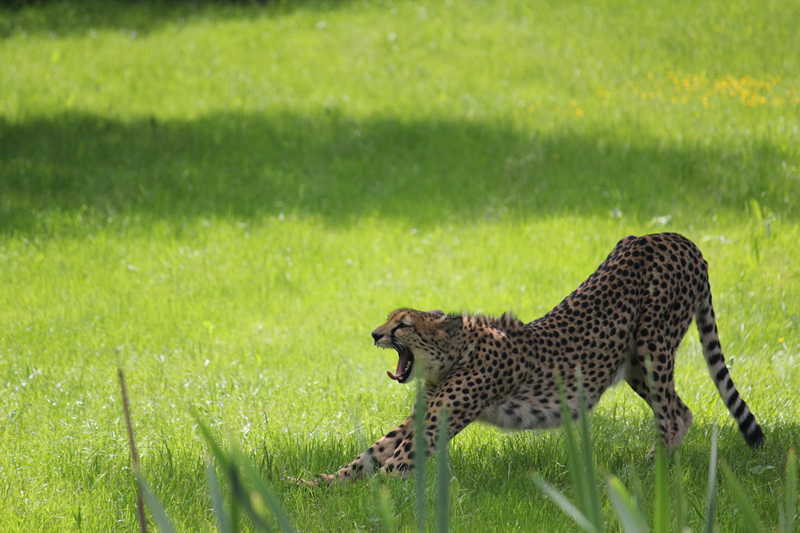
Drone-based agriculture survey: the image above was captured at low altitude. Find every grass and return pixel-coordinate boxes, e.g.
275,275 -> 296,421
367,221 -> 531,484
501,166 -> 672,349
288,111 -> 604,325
1,0 -> 799,530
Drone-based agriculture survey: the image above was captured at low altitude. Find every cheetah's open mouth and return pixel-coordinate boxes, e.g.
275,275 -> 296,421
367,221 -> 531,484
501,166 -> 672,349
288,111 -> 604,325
386,345 -> 414,384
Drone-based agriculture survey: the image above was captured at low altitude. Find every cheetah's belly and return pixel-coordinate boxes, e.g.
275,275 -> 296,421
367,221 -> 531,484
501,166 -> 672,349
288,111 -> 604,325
477,399 -> 562,430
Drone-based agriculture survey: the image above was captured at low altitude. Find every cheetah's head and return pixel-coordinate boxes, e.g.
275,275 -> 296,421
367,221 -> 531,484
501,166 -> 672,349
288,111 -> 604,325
371,309 -> 462,384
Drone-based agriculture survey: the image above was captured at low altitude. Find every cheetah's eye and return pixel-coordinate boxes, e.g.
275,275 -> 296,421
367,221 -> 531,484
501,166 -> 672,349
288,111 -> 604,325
395,322 -> 412,330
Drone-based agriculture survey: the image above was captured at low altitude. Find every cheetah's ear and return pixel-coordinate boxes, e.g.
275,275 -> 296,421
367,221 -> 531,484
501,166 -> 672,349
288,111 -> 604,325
427,309 -> 445,317
438,315 -> 462,336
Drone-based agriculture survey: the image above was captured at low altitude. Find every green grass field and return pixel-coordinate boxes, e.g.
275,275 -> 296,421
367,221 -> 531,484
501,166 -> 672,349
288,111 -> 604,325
1,0 -> 799,530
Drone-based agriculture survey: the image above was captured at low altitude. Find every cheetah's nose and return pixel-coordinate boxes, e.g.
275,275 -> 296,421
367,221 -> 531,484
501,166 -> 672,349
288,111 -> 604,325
371,332 -> 382,344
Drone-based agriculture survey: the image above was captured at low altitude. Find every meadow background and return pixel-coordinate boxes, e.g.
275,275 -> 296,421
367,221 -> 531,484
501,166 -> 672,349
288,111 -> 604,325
1,0 -> 799,530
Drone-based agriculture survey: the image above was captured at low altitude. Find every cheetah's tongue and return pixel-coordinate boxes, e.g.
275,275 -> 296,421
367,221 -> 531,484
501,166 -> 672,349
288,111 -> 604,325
386,352 -> 410,381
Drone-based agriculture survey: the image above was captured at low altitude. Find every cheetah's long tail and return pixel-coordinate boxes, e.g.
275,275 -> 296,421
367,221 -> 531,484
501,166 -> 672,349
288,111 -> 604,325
696,289 -> 764,448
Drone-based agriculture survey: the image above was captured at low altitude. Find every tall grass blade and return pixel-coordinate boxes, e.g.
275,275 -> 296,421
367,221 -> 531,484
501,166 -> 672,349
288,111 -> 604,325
232,448 -> 296,533
557,372 -> 585,508
226,461 -> 274,533
192,409 -> 232,470
781,447 -> 797,533
672,452 -> 688,533
719,459 -> 766,533
192,411 -> 240,533
606,476 -> 649,533
539,371 -> 602,533
628,467 -> 647,521
414,379 -> 427,533
533,475 -> 599,533
229,478 -> 241,533
435,408 -> 450,533
206,459 -> 232,533
652,435 -> 669,533
118,368 -> 148,533
135,471 -> 178,533
749,199 -> 764,225
376,486 -> 396,533
575,369 -> 604,530
641,356 -> 669,533
192,411 -> 295,532
704,425 -> 719,533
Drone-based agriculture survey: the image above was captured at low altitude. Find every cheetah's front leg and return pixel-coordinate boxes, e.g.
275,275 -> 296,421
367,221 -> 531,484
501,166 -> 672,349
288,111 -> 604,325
337,416 -> 417,484
380,378 -> 485,476
293,416 -> 415,487
292,375 -> 486,487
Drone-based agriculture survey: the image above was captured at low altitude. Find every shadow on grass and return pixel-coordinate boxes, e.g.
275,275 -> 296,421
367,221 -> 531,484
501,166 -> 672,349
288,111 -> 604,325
0,0 -> 350,38
1,110 -> 796,235
268,409 -> 798,490
454,417 -> 796,480
265,414 -> 797,531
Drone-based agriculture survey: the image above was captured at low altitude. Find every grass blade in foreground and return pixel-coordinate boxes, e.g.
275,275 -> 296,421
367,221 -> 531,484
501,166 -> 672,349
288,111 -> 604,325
414,379 -> 427,533
191,411 -> 242,533
232,447 -> 296,533
135,471 -> 178,533
574,370 -> 604,530
672,452 -> 688,533
533,372 -> 600,533
436,408 -> 450,533
780,448 -> 797,533
653,416 -> 669,533
206,459 -> 232,533
376,486 -> 396,533
533,476 -> 599,533
560,370 -> 603,531
704,425 -> 719,533
118,368 -> 148,533
606,476 -> 648,533
194,411 -> 290,533
719,459 -> 766,533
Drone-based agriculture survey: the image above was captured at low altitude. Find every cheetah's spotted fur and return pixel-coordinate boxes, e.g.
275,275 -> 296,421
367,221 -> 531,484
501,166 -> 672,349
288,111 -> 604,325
300,233 -> 763,486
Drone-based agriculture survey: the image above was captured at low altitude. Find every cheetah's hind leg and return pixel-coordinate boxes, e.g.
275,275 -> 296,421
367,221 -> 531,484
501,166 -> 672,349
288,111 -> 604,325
624,337 -> 693,456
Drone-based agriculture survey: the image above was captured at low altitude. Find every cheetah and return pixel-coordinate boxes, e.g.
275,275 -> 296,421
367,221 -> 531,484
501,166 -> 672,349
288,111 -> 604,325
296,233 -> 763,486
